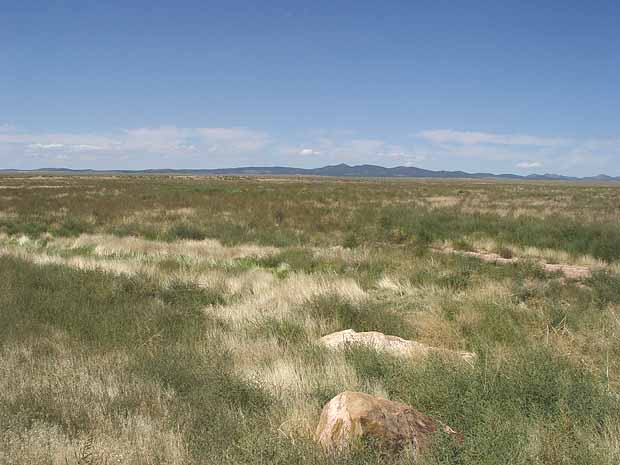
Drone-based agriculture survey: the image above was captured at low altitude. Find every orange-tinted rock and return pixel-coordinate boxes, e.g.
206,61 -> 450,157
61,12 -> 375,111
315,391 -> 461,455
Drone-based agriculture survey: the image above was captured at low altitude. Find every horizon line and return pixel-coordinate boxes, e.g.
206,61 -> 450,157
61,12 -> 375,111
1,163 -> 618,181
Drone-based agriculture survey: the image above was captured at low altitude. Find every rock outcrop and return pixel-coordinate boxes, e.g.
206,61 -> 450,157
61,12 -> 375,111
319,329 -> 476,364
315,391 -> 461,454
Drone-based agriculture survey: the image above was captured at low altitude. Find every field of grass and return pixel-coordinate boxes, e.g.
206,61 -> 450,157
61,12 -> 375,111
1,174 -> 620,464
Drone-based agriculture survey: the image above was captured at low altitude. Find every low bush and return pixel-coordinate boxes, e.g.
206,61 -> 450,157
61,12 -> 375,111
166,222 -> 206,241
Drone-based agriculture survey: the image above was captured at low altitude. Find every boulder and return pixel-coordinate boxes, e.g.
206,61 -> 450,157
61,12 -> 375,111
315,391 -> 461,454
319,329 -> 476,364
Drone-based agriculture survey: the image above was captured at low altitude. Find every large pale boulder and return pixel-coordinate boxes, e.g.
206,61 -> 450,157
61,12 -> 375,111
319,329 -> 476,364
315,391 -> 461,454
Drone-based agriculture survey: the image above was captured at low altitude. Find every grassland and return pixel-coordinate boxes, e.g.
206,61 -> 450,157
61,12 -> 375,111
1,174 -> 620,465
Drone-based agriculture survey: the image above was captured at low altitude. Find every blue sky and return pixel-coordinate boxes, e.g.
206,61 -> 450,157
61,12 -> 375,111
2,1 -> 619,175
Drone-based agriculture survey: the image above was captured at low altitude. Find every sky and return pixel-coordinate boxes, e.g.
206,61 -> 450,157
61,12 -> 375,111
1,0 -> 619,175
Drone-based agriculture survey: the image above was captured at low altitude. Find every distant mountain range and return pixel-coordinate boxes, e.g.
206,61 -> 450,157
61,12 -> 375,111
2,164 -> 619,181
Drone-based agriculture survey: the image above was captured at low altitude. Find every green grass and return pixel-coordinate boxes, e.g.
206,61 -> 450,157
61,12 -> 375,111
0,256 -> 221,349
2,175 -> 620,260
303,294 -> 416,339
346,347 -> 619,465
366,207 -> 620,262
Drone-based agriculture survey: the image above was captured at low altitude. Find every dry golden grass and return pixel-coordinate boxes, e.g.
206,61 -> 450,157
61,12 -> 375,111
0,338 -> 187,465
66,233 -> 276,260
0,234 -> 278,295
217,271 -> 367,327
425,195 -> 461,208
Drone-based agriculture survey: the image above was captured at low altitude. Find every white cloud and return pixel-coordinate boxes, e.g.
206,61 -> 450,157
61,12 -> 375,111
122,126 -> 189,153
348,139 -> 385,153
380,151 -> 427,166
516,161 -> 543,169
27,142 -> 106,152
417,129 -> 569,147
0,131 -> 116,150
120,126 -> 269,154
1,126 -> 270,159
197,127 -> 269,152
280,137 -> 391,164
71,144 -> 105,151
1,123 -> 618,176
28,143 -> 65,150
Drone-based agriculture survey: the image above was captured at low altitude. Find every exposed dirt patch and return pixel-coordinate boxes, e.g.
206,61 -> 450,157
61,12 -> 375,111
436,247 -> 594,279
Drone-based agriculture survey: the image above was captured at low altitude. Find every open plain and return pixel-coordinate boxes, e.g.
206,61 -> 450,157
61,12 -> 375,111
2,174 -> 620,465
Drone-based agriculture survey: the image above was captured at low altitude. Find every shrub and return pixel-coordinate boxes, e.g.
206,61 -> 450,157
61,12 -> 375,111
498,246 -> 513,259
342,232 -> 359,249
166,222 -> 206,241
55,216 -> 91,237
1,221 -> 48,237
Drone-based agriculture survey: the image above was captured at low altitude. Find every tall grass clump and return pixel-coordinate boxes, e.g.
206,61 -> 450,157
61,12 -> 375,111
303,294 -> 415,339
166,222 -> 207,241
